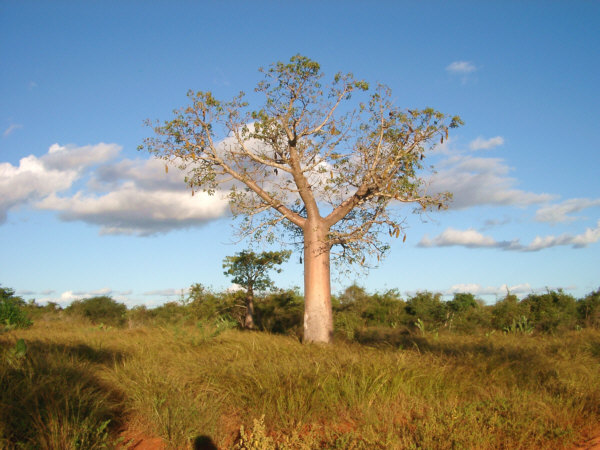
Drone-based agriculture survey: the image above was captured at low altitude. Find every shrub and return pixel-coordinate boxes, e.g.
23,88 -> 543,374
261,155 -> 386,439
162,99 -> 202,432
491,293 -> 529,330
150,301 -> 189,324
125,305 -> 154,326
65,296 -> 127,327
188,284 -> 240,323
405,291 -> 448,328
334,310 -> 364,340
21,300 -> 63,322
0,287 -> 32,329
256,289 -> 303,337
362,290 -> 408,327
447,293 -> 478,313
521,290 -> 577,332
334,285 -> 408,330
578,289 -> 600,328
450,303 -> 492,334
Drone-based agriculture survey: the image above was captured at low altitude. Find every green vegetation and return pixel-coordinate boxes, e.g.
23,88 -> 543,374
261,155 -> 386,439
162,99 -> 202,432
66,296 -> 127,327
223,250 -> 291,329
0,287 -> 32,330
1,283 -> 599,448
142,55 -> 463,343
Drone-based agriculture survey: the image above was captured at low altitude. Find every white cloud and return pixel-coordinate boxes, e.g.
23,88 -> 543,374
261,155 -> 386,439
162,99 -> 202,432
446,283 -> 533,297
16,290 -> 36,296
446,61 -> 476,74
36,288 -> 134,306
143,288 -> 187,297
481,217 -> 512,230
43,143 -> 121,171
0,143 -> 122,223
89,157 -> 188,192
227,283 -> 244,292
37,185 -> 229,236
0,155 -> 78,222
535,198 -> 600,224
419,227 -> 499,248
419,220 -> 600,252
525,221 -> 600,251
73,287 -> 113,296
3,124 -> 23,137
428,155 -> 555,209
58,291 -> 79,304
1,142 -> 230,233
443,283 -> 578,299
469,136 -> 504,151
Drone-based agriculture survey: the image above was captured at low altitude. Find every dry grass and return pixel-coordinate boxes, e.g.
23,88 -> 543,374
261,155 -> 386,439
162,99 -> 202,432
1,320 -> 599,449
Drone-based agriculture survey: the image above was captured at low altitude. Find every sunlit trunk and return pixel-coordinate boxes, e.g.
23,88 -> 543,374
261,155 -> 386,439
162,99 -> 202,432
245,287 -> 255,329
302,222 -> 333,343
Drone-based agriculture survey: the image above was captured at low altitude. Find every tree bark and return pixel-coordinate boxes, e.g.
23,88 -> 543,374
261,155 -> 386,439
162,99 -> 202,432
302,221 -> 333,343
244,286 -> 255,329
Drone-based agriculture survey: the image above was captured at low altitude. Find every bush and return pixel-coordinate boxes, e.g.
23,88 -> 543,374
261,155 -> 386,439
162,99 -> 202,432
0,287 -> 32,329
148,301 -> 189,324
188,284 -> 239,323
333,285 -> 409,337
447,293 -> 478,313
125,305 -> 154,326
65,296 -> 127,327
255,289 -> 303,337
450,304 -> 492,334
21,300 -> 63,322
521,290 -> 577,332
491,293 -> 529,331
578,289 -> 600,328
405,291 -> 448,328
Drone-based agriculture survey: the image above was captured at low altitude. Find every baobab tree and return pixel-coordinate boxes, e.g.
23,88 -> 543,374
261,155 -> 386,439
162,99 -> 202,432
142,55 -> 461,343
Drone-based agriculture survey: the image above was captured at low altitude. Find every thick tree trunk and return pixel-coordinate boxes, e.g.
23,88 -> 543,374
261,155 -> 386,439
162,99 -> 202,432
244,286 -> 255,329
303,223 -> 333,343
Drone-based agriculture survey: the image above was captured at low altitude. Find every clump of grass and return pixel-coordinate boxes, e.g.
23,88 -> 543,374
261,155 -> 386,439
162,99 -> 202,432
1,320 -> 599,449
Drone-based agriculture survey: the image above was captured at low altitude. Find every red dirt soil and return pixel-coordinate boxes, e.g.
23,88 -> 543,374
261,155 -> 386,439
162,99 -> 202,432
573,429 -> 600,450
118,429 -> 166,450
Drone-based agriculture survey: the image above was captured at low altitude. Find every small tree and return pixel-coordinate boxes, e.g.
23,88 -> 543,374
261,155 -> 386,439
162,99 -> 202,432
143,55 -> 461,342
223,250 -> 291,329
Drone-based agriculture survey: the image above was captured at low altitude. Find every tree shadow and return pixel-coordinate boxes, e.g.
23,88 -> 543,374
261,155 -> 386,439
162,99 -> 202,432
0,339 -> 129,447
354,327 -> 557,380
27,340 -> 128,364
193,434 -> 219,450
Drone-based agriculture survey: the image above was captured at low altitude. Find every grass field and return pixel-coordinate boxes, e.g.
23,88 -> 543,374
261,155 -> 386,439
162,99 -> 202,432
1,320 -> 599,449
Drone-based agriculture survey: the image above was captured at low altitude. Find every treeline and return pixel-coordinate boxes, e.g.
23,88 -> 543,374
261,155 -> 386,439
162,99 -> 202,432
2,284 -> 599,338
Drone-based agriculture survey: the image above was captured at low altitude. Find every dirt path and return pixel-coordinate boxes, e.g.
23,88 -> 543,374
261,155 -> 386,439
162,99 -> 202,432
573,430 -> 600,450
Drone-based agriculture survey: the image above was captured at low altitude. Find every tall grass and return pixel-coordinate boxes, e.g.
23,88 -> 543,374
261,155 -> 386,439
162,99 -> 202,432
1,320 -> 599,448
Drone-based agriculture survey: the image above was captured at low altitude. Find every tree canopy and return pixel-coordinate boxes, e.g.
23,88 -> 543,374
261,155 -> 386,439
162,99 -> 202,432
223,250 -> 291,329
143,55 -> 461,342
223,250 -> 291,293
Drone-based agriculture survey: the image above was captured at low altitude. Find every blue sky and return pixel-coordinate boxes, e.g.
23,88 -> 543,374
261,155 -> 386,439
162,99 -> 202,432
1,1 -> 599,306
